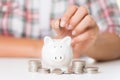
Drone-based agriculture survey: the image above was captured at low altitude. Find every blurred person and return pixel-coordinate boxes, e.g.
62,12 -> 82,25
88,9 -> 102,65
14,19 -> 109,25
0,0 -> 120,61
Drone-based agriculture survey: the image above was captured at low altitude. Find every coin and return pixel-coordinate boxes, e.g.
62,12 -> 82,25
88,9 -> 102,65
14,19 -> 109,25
72,59 -> 86,67
85,66 -> 99,74
29,67 -> 38,72
38,68 -> 50,74
59,19 -> 61,29
72,68 -> 83,74
28,60 -> 41,72
71,59 -> 86,74
52,68 -> 63,75
29,60 -> 41,66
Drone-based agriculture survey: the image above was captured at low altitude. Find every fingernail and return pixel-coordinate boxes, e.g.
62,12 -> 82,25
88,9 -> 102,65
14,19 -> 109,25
55,20 -> 59,28
67,25 -> 72,30
60,20 -> 66,27
72,31 -> 76,35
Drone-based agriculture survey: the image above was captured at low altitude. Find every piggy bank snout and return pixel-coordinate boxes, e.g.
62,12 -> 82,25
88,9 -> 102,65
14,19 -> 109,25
52,54 -> 65,62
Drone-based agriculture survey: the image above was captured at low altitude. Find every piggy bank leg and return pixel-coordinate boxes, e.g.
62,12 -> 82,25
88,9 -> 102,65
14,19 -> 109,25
61,67 -> 68,73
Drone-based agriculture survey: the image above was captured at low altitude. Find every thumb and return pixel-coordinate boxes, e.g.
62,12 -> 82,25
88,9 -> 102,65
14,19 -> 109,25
51,19 -> 65,37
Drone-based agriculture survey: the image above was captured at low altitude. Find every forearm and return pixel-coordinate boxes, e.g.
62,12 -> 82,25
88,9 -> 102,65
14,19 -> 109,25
0,36 -> 43,57
85,32 -> 120,61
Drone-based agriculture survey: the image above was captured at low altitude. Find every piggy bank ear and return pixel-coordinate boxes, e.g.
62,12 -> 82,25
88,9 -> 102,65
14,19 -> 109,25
44,36 -> 53,44
61,36 -> 71,45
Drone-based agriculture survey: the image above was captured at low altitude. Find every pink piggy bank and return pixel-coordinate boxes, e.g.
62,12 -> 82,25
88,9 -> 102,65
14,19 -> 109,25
41,36 -> 73,72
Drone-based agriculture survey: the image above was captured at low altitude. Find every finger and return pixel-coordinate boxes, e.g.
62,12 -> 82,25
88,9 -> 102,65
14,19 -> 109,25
72,15 -> 96,36
51,19 -> 67,37
67,6 -> 89,30
51,19 -> 61,35
60,5 -> 78,27
72,30 -> 95,46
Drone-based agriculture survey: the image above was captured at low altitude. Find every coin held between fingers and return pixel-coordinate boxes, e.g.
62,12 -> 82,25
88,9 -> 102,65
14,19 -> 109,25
59,19 -> 62,29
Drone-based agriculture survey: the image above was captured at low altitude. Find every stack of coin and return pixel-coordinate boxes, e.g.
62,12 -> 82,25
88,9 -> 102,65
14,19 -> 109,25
28,60 -> 41,72
85,66 -> 99,74
71,59 -> 86,74
38,68 -> 50,74
28,59 -> 100,75
52,68 -> 63,75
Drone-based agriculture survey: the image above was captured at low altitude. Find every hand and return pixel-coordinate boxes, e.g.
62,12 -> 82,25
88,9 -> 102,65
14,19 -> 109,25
51,5 -> 99,58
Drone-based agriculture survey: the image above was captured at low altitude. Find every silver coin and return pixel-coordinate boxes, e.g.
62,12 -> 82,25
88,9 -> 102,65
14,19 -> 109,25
71,59 -> 86,74
72,68 -> 83,74
59,19 -> 61,29
72,59 -> 86,67
29,60 -> 41,66
86,70 -> 98,74
29,67 -> 38,72
38,68 -> 50,74
72,66 -> 84,73
72,66 -> 83,69
85,66 -> 99,74
52,68 -> 63,75
28,60 -> 42,72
